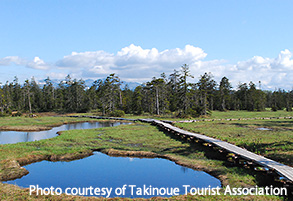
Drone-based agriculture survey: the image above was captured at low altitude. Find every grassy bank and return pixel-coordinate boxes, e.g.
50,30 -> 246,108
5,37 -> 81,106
176,118 -> 293,166
0,116 -> 127,131
0,116 -> 284,200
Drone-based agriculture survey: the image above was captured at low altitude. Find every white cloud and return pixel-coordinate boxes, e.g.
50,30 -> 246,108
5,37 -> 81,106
56,51 -> 114,68
27,57 -> 50,70
0,45 -> 292,90
0,56 -> 50,70
227,50 -> 293,89
56,44 -> 207,82
0,56 -> 26,66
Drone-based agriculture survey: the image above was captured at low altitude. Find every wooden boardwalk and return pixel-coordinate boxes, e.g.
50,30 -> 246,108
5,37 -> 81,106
69,115 -> 293,184
139,118 -> 293,184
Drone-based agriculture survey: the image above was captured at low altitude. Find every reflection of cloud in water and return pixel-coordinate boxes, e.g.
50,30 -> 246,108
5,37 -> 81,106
5,152 -> 221,198
129,158 -> 134,162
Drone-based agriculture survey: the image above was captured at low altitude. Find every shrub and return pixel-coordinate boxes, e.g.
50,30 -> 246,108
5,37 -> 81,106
109,110 -> 125,117
187,108 -> 201,118
163,109 -> 171,114
11,111 -> 22,117
0,112 -> 7,117
133,110 -> 143,115
271,106 -> 278,112
175,111 -> 192,119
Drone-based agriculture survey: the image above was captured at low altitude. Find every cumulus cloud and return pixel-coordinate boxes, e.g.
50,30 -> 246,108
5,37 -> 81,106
0,56 -> 27,66
0,56 -> 50,70
56,44 -> 207,82
56,51 -> 114,68
0,44 -> 292,90
27,57 -> 51,70
228,50 -> 293,89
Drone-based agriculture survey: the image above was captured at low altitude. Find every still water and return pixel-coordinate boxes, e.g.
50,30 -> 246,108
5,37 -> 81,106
5,152 -> 221,198
256,127 -> 272,131
0,122 -> 130,144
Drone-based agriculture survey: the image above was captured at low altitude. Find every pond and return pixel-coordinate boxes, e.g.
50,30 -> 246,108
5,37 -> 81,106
0,121 -> 131,144
5,152 -> 221,198
256,127 -> 272,131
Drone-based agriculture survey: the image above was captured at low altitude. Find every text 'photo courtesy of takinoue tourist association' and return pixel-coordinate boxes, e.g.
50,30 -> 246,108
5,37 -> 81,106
29,185 -> 288,197
0,0 -> 292,201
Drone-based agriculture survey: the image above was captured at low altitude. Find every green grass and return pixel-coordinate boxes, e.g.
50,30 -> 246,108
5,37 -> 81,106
209,110 -> 293,119
123,110 -> 293,121
176,119 -> 293,166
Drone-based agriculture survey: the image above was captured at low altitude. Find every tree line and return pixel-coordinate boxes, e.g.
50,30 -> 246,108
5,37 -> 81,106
0,64 -> 292,117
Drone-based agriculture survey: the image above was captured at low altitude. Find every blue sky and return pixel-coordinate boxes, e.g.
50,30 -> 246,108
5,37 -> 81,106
0,0 -> 293,89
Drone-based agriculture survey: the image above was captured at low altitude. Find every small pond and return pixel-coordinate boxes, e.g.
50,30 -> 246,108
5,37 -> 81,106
0,121 -> 131,144
256,127 -> 272,131
5,152 -> 221,198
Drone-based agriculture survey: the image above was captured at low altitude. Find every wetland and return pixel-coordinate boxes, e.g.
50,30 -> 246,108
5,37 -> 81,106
0,115 -> 287,200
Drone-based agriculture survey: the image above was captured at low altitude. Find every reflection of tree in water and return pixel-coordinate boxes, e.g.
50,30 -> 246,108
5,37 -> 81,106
181,166 -> 188,173
25,132 -> 29,142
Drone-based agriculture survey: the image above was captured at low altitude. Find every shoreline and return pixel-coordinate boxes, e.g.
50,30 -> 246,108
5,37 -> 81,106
0,119 -> 132,132
1,148 -> 228,186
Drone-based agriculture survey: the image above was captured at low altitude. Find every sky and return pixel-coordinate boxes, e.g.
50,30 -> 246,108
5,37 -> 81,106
0,0 -> 293,90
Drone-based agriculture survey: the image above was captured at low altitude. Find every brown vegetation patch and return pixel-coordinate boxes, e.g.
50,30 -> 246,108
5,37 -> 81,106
49,151 -> 93,162
0,160 -> 29,181
17,154 -> 49,166
0,126 -> 52,132
102,149 -> 160,158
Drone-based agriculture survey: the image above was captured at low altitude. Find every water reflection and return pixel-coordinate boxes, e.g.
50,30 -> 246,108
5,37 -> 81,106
180,166 -> 189,173
256,127 -> 272,131
0,122 -> 130,144
5,152 -> 221,198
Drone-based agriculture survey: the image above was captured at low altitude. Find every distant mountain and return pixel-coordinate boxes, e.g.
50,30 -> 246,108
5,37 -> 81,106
38,78 -> 140,90
120,81 -> 141,90
84,79 -> 141,90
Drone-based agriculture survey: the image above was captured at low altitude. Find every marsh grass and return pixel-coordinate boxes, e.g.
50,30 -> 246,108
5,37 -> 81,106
176,119 -> 293,166
209,110 -> 293,119
122,110 -> 293,121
